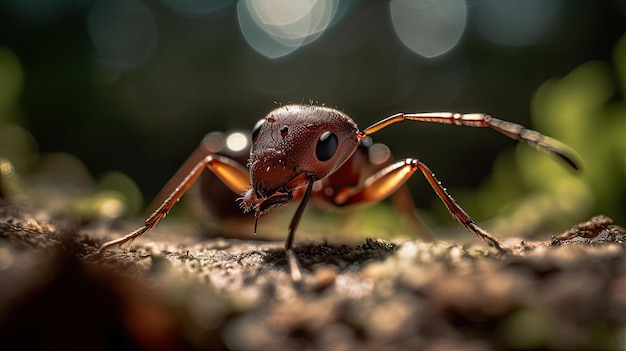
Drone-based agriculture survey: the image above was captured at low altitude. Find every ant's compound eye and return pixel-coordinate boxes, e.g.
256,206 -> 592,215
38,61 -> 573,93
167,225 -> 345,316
251,118 -> 265,142
316,131 -> 338,162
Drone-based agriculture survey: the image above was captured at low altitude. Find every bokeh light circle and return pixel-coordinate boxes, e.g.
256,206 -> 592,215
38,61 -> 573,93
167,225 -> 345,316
390,0 -> 467,58
237,0 -> 339,58
474,0 -> 565,47
87,0 -> 158,70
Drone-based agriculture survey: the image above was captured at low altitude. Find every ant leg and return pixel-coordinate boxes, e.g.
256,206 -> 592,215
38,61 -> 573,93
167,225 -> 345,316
99,154 -> 250,252
360,112 -> 580,171
285,175 -> 316,250
334,159 -> 508,253
147,141 -> 249,214
284,174 -> 316,283
324,143 -> 434,239
285,249 -> 302,283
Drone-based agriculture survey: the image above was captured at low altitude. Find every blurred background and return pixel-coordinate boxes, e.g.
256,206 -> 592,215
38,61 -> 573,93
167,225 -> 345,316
0,0 -> 624,239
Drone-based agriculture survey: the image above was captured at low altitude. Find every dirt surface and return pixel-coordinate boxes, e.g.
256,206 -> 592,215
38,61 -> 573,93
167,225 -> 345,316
0,200 -> 625,350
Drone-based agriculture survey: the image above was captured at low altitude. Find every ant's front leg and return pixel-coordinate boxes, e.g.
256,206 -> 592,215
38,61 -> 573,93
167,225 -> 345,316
99,154 -> 250,252
332,158 -> 509,253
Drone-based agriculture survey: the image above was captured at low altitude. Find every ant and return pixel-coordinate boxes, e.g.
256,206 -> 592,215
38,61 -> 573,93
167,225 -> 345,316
100,104 -> 579,281
158,129 -> 434,239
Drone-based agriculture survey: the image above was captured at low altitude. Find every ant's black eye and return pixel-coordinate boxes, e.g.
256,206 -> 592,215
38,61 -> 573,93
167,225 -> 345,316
251,118 -> 265,142
316,131 -> 338,162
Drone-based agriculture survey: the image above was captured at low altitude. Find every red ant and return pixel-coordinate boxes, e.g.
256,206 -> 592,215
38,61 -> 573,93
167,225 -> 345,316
100,104 -> 579,280
157,129 -> 433,239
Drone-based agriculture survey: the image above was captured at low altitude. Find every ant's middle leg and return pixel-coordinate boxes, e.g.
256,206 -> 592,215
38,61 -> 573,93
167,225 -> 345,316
332,158 -> 509,253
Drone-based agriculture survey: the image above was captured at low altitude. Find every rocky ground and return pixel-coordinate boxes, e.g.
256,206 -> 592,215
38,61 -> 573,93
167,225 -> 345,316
0,199 -> 625,350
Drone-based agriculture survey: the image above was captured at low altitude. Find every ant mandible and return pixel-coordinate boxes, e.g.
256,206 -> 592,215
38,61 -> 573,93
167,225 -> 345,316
100,104 -> 580,280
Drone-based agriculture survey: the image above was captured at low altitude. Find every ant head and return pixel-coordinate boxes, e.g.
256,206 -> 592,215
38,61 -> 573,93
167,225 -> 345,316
247,104 -> 359,198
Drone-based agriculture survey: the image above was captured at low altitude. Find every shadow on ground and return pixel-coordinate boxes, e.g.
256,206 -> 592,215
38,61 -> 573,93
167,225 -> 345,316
0,200 -> 625,350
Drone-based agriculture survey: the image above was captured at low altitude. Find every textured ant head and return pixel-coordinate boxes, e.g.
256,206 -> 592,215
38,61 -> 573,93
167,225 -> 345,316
247,104 -> 360,198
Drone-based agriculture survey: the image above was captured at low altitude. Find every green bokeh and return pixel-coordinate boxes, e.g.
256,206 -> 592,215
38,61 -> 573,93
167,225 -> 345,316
456,34 -> 626,236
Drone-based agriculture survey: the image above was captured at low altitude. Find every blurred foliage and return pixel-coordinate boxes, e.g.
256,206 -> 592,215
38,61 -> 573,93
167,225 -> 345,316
457,34 -> 626,236
0,48 -> 23,124
0,46 -> 142,220
0,47 -> 30,200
